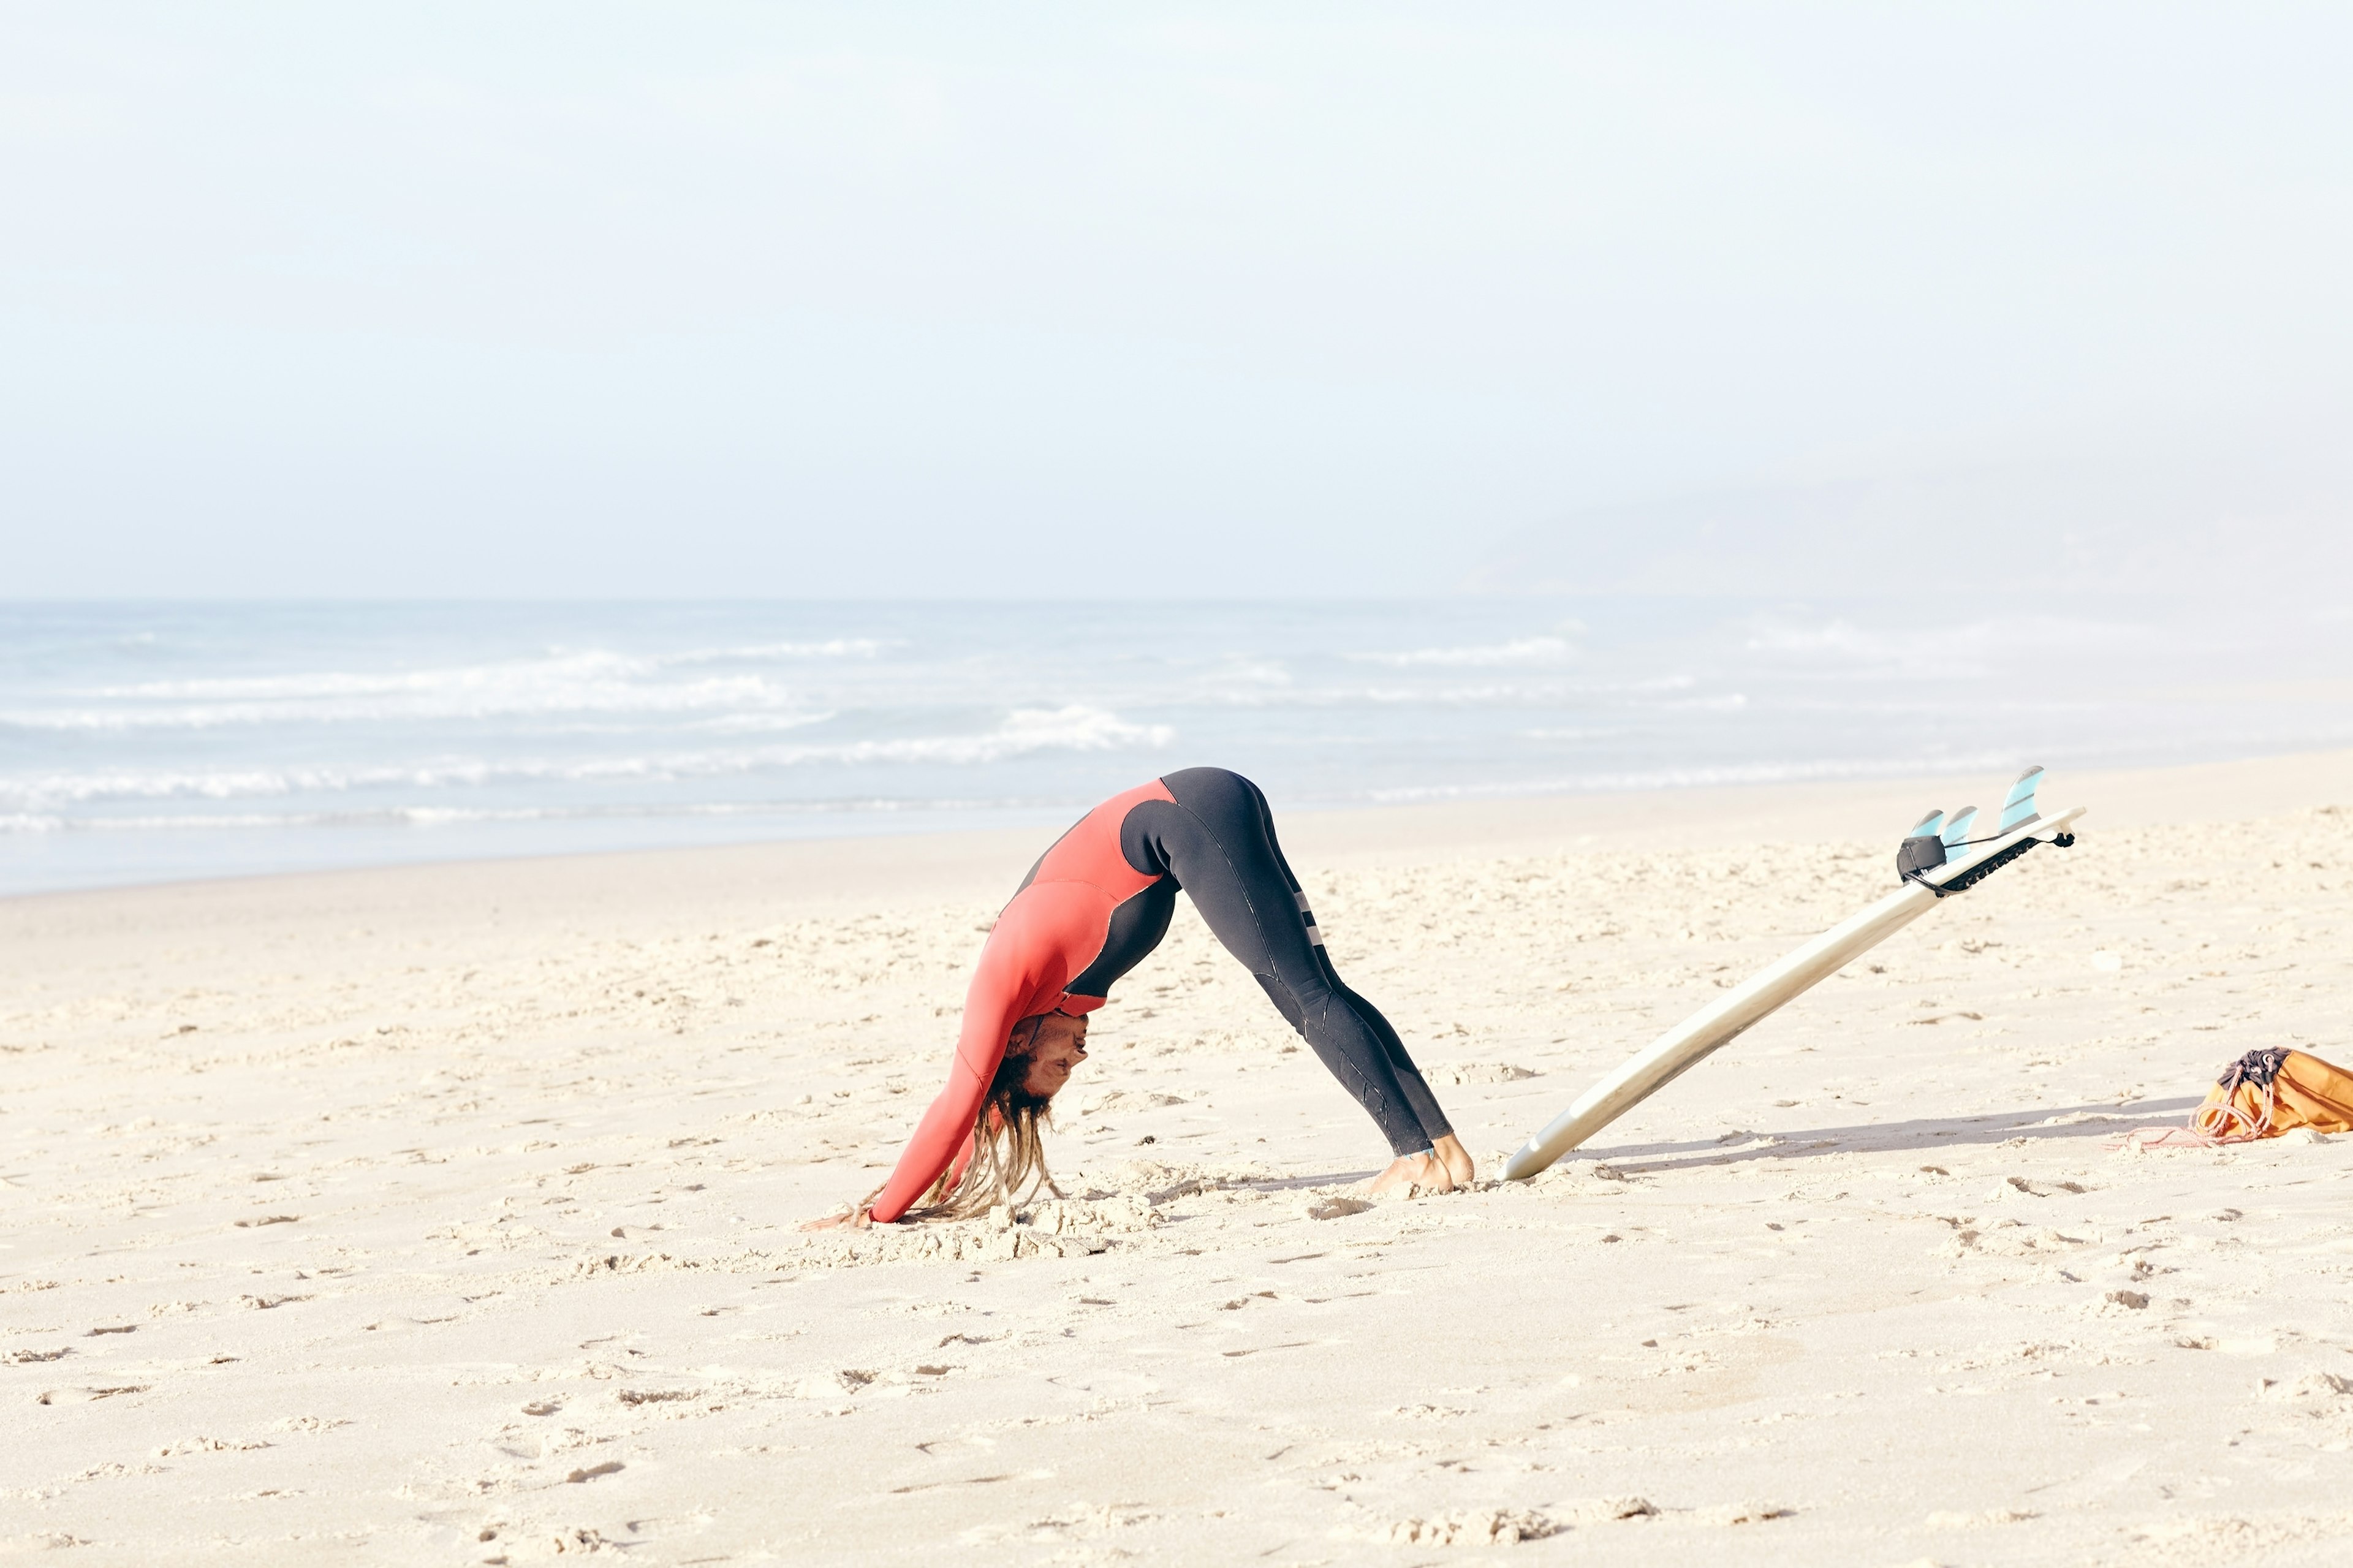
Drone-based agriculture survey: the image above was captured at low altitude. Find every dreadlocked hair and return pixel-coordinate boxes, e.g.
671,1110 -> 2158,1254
879,1017 -> 1066,1224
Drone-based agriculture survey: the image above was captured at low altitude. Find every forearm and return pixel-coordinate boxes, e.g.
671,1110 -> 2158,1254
868,1087 -> 979,1222
860,901 -> 1050,1221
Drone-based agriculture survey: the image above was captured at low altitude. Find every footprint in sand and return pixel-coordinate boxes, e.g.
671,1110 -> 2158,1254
1302,1197 -> 1373,1221
1384,1509 -> 1556,1545
1431,1062 -> 1539,1085
2256,1372 -> 2353,1401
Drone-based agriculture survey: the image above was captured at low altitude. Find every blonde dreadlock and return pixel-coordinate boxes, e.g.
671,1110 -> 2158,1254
849,1015 -> 1064,1224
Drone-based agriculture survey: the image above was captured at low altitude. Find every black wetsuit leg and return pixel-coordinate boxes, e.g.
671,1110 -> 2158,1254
1120,767 -> 1453,1157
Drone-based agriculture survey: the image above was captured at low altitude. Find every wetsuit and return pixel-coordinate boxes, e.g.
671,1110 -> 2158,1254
870,767 -> 1453,1223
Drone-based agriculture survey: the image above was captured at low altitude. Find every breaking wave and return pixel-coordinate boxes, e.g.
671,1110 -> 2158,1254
1346,636 -> 1576,668
8,598 -> 2346,893
0,642 -> 890,732
0,705 -> 1174,814
1363,751 -> 2025,803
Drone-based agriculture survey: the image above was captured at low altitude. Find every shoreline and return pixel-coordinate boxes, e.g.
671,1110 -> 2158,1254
8,745 -> 2344,937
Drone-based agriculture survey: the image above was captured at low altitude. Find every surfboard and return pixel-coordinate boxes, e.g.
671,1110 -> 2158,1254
1499,776 -> 2085,1181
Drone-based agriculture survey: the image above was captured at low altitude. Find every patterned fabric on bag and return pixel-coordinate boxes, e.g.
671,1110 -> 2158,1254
2192,1048 -> 2353,1142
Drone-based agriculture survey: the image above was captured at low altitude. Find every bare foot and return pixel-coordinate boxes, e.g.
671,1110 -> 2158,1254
799,1208 -> 873,1232
1367,1149 -> 1457,1198
1433,1134 -> 1476,1187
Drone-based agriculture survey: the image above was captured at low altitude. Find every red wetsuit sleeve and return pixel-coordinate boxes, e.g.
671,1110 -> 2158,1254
867,890 -> 1080,1222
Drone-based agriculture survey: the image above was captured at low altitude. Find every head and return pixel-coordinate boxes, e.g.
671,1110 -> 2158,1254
913,1011 -> 1087,1220
1014,1012 -> 1089,1101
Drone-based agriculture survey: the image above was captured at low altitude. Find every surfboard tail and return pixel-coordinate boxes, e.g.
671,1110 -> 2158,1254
1896,808 -> 1947,880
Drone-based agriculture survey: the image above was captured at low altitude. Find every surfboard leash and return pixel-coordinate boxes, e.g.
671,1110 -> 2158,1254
1900,830 -> 2077,898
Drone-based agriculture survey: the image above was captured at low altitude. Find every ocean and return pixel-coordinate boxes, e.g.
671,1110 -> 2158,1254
4,598 -> 2348,896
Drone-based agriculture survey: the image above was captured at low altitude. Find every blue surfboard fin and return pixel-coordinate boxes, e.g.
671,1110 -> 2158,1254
1908,809 -> 1945,841
1941,806 -> 1979,854
1996,766 -> 2045,832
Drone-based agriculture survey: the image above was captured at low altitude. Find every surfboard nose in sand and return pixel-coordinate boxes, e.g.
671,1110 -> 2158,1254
1504,767 -> 2086,1180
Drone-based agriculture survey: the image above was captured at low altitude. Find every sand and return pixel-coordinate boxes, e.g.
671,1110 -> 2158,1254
4,750 -> 2352,1565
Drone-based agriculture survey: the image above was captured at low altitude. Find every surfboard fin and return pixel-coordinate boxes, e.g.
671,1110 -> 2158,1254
1996,766 -> 2045,832
1940,806 -> 1979,855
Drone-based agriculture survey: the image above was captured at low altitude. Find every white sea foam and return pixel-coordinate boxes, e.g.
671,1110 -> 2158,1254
1193,659 -> 1293,688
1363,751 -> 2024,803
0,807 -> 583,833
10,650 -> 811,732
89,648 -> 655,702
776,706 -> 1175,766
0,797 -> 1052,835
1194,673 -> 1697,708
1346,636 -> 1577,668
0,706 -> 1175,811
661,639 -> 890,664
692,711 -> 844,735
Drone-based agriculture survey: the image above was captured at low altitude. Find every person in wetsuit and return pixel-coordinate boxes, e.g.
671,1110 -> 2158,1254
827,767 -> 1471,1227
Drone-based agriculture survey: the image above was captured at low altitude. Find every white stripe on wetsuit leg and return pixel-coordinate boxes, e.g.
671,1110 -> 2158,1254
1295,889 -> 1325,947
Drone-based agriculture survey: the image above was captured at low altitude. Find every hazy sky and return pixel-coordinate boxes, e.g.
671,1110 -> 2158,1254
6,4 -> 2351,598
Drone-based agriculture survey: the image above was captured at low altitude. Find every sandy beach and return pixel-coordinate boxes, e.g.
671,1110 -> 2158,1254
5,750 -> 2351,1565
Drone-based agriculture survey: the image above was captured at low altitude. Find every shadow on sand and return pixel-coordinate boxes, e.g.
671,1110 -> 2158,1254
1585,1096 -> 2203,1176
1218,1099 -> 2206,1192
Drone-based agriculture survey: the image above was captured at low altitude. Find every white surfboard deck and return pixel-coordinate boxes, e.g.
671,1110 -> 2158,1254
1499,803 -> 2086,1181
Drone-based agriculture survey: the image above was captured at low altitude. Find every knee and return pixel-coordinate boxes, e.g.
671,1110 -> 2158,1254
1257,968 -> 1344,1029
1253,973 -> 1306,1030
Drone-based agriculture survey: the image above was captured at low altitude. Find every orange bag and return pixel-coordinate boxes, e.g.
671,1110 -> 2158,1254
2192,1048 -> 2353,1142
